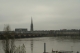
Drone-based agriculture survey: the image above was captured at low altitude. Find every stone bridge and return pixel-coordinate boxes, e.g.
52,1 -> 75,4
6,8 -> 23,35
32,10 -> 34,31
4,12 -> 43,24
0,33 -> 48,39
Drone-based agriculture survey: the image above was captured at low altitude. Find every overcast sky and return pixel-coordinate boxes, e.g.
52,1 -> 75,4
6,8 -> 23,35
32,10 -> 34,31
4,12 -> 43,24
0,0 -> 80,31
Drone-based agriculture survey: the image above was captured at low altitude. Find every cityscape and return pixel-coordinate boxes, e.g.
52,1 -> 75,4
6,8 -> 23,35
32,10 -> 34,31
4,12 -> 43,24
0,18 -> 80,39
0,0 -> 80,53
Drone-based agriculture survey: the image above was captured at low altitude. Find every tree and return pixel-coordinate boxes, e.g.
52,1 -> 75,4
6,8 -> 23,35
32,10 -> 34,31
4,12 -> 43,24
2,25 -> 15,53
2,24 -> 26,53
14,44 -> 26,53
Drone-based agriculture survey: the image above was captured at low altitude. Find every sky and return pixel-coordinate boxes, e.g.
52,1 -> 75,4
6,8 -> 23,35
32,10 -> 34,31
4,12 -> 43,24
0,0 -> 80,31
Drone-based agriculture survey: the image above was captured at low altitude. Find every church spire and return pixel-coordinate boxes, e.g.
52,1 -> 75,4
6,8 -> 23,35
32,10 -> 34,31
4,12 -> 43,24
30,17 -> 33,31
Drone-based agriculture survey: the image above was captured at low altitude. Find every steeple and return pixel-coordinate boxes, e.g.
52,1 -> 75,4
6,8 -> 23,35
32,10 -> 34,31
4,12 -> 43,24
30,17 -> 33,31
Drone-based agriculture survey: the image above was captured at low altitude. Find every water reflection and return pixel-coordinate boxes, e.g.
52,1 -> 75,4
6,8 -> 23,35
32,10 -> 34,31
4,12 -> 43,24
0,37 -> 80,53
31,39 -> 33,53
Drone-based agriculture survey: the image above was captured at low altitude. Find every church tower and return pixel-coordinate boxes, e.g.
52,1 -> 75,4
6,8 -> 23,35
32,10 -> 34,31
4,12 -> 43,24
30,17 -> 33,31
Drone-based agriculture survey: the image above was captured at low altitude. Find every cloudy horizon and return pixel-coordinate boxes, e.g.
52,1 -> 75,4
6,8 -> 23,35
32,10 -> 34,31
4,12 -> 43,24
0,0 -> 80,31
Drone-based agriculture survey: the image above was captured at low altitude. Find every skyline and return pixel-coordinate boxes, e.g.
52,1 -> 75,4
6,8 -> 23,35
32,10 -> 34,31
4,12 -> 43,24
0,0 -> 80,31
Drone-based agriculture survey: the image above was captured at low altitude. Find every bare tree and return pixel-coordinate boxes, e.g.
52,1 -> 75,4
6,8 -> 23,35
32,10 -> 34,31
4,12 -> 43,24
14,44 -> 26,53
2,25 -> 15,53
2,25 -> 26,53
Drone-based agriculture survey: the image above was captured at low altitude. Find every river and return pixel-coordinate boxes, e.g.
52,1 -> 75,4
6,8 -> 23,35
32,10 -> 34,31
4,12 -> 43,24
0,37 -> 80,53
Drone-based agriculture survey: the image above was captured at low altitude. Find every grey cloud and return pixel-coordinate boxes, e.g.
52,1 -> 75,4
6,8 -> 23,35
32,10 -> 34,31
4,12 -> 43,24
0,0 -> 80,31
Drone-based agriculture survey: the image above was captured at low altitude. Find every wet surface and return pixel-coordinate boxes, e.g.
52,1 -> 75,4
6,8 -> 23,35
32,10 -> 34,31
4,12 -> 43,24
0,37 -> 80,53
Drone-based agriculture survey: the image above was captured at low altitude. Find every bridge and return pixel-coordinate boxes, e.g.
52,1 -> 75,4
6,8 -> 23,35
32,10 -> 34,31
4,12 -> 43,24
0,32 -> 49,39
0,29 -> 80,39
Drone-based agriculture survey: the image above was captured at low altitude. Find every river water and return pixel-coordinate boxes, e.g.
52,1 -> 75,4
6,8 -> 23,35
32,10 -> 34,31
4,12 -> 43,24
0,37 -> 80,53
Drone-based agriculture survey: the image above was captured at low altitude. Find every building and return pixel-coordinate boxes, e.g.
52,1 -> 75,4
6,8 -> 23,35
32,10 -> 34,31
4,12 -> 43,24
15,28 -> 27,33
30,17 -> 33,31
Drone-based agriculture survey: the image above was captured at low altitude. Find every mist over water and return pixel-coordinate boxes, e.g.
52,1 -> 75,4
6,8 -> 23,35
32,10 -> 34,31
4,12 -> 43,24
0,37 -> 80,53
